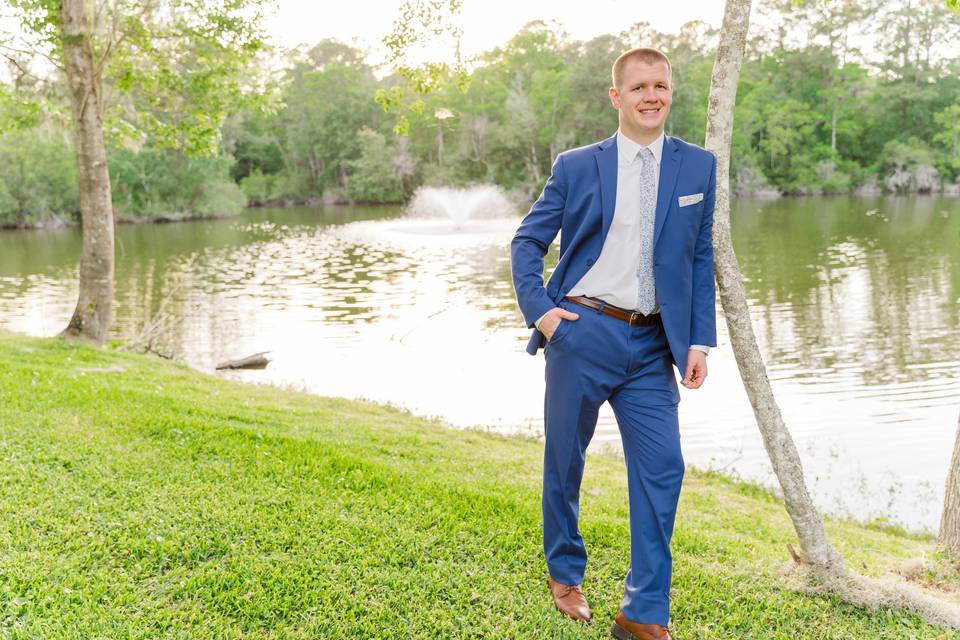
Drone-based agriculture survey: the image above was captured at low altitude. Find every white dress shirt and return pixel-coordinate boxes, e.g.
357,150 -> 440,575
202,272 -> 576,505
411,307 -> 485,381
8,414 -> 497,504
568,130 -> 663,311
538,129 -> 709,355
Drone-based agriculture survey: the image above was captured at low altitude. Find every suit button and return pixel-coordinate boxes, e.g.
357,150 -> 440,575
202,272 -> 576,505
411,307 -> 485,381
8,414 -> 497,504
586,259 -> 594,267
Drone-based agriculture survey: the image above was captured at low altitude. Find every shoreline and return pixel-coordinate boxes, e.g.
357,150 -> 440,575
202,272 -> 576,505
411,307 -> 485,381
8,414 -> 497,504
3,188 -> 958,232
0,210 -> 240,232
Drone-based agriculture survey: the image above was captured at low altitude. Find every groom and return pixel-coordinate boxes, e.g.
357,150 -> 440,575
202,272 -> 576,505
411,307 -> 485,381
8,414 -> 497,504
510,47 -> 717,640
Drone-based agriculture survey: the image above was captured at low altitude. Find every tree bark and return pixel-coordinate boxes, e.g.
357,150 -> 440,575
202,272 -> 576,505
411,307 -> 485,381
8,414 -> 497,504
60,0 -> 115,345
436,125 -> 444,166
704,0 -> 845,573
831,103 -> 837,153
939,410 -> 960,554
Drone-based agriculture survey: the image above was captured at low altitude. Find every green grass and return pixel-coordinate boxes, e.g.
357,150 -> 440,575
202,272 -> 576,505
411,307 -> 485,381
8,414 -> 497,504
0,333 -> 957,639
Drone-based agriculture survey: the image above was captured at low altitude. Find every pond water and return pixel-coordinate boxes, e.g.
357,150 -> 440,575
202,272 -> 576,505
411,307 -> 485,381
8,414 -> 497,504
1,195 -> 958,532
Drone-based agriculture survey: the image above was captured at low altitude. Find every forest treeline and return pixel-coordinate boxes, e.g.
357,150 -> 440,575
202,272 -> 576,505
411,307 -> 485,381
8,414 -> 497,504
1,0 -> 959,227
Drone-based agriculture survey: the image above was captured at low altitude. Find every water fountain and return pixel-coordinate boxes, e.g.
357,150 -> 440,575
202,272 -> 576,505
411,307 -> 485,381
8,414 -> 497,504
405,184 -> 518,227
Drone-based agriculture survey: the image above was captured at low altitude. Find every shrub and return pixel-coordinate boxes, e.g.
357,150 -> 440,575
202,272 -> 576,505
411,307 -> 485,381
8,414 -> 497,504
239,170 -> 274,204
346,128 -> 408,203
0,129 -> 78,224
110,147 -> 247,217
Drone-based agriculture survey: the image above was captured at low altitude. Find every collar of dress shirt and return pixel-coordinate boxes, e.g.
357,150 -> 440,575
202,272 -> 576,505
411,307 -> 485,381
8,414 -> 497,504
616,129 -> 664,166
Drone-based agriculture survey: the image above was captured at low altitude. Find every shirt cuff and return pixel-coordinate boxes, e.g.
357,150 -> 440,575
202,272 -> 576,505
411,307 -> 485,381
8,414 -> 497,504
689,344 -> 710,355
534,310 -> 551,331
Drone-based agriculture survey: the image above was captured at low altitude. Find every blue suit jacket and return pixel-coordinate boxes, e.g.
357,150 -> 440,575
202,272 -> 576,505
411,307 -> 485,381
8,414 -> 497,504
510,133 -> 717,375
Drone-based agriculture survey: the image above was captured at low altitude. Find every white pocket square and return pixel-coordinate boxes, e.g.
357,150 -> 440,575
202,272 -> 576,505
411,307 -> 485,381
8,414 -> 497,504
678,193 -> 704,207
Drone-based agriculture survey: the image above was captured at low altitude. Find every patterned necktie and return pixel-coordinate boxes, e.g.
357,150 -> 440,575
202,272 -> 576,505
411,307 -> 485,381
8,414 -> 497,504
636,147 -> 658,315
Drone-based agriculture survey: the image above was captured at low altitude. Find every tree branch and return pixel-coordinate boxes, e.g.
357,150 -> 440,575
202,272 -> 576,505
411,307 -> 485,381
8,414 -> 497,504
0,52 -> 39,83
0,44 -> 64,72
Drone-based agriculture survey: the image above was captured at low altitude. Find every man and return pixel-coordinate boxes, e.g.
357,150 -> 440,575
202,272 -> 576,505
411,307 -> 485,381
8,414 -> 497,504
510,47 -> 716,640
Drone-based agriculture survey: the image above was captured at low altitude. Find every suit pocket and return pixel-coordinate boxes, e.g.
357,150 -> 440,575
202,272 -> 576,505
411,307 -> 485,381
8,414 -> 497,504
678,193 -> 704,207
547,318 -> 573,345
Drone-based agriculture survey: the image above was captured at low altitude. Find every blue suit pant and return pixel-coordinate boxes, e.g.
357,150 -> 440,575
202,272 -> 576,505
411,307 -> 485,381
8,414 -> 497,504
542,299 -> 683,626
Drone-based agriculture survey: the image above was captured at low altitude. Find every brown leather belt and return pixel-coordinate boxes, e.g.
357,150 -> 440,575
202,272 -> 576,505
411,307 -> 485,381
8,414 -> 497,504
565,295 -> 659,327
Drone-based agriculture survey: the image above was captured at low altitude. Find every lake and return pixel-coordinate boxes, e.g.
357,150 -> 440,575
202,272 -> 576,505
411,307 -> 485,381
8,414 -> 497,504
2,194 -> 958,532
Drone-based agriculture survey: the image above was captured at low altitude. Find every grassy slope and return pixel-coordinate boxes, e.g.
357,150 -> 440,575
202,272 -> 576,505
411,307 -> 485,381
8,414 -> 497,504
0,334 -> 955,639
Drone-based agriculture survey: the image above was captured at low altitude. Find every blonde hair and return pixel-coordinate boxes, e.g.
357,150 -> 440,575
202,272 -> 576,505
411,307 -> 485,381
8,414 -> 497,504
611,47 -> 672,89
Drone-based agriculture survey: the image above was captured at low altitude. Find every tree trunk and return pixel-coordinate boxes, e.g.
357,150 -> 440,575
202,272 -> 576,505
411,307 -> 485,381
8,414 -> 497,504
529,143 -> 541,185
436,125 -> 444,166
60,0 -> 115,345
831,103 -> 837,153
939,410 -> 960,554
704,0 -> 845,573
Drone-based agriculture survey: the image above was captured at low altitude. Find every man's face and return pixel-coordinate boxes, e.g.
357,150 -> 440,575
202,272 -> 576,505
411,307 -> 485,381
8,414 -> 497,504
609,59 -> 672,141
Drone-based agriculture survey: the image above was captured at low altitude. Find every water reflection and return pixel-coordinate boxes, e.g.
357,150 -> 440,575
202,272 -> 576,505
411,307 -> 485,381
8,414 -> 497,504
737,196 -> 960,390
1,197 -> 958,532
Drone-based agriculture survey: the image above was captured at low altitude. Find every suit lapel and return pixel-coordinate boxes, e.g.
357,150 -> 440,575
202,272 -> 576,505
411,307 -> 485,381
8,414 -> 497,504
654,136 -> 682,248
595,134 -> 618,242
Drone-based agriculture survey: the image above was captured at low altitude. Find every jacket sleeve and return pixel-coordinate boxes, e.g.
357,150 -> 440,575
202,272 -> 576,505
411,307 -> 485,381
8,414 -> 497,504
690,154 -> 717,347
510,153 -> 568,328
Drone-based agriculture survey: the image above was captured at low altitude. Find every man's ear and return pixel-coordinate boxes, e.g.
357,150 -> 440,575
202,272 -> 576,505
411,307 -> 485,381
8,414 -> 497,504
608,86 -> 620,109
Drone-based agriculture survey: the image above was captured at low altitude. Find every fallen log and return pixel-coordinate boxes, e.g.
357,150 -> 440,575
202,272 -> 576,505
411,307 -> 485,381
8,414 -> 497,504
216,352 -> 270,370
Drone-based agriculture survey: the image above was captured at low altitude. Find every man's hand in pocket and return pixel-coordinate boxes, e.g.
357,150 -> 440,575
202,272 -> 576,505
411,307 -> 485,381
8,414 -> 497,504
541,307 -> 580,342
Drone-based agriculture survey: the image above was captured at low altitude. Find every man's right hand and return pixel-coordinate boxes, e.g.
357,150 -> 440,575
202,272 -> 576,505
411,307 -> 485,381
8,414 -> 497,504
540,306 -> 580,342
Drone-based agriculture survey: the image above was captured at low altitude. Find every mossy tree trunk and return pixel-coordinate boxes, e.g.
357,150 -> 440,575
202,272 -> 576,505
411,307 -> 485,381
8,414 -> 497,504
703,0 -> 845,573
59,0 -> 115,345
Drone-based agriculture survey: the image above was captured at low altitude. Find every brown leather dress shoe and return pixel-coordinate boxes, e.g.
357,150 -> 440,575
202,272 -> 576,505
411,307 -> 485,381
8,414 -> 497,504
610,610 -> 672,640
546,577 -> 592,623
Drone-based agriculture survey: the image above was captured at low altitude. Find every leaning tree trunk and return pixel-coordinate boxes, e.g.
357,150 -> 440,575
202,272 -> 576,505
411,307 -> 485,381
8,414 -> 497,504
60,0 -> 115,345
703,0 -> 845,573
938,410 -> 960,553
702,5 -> 960,626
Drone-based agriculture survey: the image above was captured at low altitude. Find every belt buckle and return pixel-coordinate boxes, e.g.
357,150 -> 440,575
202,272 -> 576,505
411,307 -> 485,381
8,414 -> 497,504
629,311 -> 643,325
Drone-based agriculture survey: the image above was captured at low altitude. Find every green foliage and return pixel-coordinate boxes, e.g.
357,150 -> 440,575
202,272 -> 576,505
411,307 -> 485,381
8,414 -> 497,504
266,167 -> 318,201
0,85 -> 42,133
109,147 -> 246,217
0,182 -> 17,222
373,3 -> 960,198
0,129 -> 78,225
104,1 -> 276,157
194,175 -> 248,217
238,169 -> 274,204
564,35 -> 624,146
881,138 -> 937,172
4,0 -> 960,217
0,333 -> 955,638
1,0 -> 273,224
276,45 -> 383,198
933,104 -> 960,179
378,0 -> 469,134
346,128 -> 409,203
5,0 -> 60,50
6,0 -> 276,158
223,111 -> 284,182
